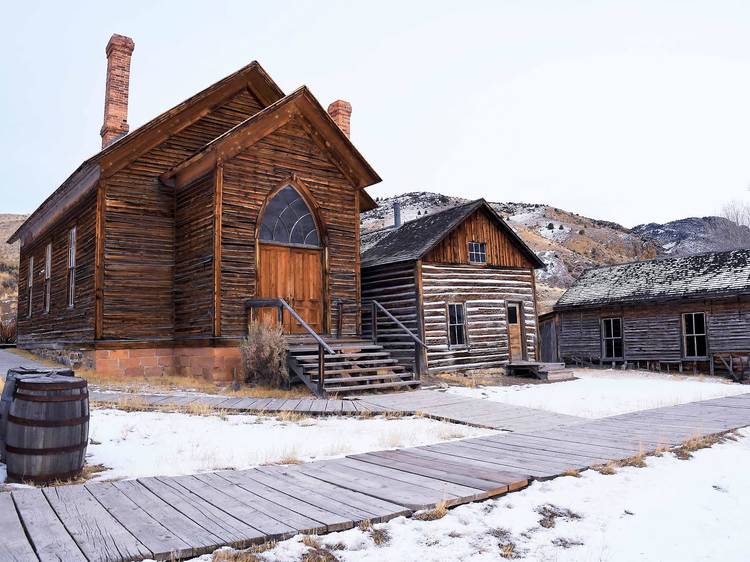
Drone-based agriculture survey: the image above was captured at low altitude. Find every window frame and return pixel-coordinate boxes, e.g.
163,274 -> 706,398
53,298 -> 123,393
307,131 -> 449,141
67,226 -> 76,308
259,185 -> 321,248
601,317 -> 624,360
27,255 -> 34,318
43,242 -> 52,314
682,312 -> 708,359
446,302 -> 467,348
467,240 -> 487,264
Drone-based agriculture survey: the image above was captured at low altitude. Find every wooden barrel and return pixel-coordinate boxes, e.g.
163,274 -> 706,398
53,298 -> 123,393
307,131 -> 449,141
0,367 -> 74,462
5,374 -> 89,484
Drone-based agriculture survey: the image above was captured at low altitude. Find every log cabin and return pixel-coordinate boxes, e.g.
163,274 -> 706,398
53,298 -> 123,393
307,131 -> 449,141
360,199 -> 545,375
9,34 -> 418,393
546,249 -> 750,380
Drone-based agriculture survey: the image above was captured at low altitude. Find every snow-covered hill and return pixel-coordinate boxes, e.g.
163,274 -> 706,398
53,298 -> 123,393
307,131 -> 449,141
362,192 -> 748,312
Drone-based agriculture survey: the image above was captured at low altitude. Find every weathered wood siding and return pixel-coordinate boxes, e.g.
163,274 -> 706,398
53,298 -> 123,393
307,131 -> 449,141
557,297 -> 750,363
421,264 -> 537,372
424,208 -> 535,268
103,88 -> 264,341
220,116 -> 360,337
17,193 -> 97,345
361,261 -> 419,368
174,173 -> 215,338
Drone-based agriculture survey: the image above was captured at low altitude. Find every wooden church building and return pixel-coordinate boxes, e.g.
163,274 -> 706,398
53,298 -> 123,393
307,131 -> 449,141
361,199 -> 545,374
10,34 -> 383,381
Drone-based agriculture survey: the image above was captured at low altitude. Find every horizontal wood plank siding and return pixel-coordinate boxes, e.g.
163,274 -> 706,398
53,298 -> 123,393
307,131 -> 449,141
17,192 -> 97,345
220,116 -> 360,337
174,173 -> 215,338
421,264 -> 537,372
424,208 -> 534,268
557,297 -> 750,363
102,89 -> 263,341
361,261 -> 418,368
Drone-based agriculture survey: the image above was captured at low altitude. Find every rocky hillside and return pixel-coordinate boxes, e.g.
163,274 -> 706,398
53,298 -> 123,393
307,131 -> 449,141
0,214 -> 26,320
362,192 -> 749,313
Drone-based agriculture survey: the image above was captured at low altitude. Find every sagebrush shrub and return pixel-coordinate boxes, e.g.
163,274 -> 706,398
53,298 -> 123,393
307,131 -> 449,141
240,322 -> 289,387
0,319 -> 17,344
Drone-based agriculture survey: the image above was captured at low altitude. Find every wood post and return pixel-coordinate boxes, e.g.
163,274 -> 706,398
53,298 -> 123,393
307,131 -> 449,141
371,301 -> 378,343
317,344 -> 325,396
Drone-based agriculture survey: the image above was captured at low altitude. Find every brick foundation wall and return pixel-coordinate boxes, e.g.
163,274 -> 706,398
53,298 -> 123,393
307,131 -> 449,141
22,346 -> 241,382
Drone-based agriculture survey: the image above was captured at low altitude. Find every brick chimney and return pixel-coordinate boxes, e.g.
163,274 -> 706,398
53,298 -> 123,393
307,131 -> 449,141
327,100 -> 352,138
100,34 -> 135,148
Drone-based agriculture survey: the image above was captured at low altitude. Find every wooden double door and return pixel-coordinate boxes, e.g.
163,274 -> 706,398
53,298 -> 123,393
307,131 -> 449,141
257,243 -> 324,333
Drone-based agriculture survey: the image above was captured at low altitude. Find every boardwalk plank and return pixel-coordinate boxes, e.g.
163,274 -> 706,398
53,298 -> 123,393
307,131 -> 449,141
0,493 -> 39,562
43,485 -> 152,562
12,488 -> 87,562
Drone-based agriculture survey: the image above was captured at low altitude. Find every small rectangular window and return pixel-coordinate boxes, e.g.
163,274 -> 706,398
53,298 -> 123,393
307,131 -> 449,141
468,241 -> 486,263
67,227 -> 76,308
601,317 -> 624,359
507,304 -> 519,325
27,256 -> 34,318
447,303 -> 466,347
683,312 -> 707,358
44,243 -> 52,313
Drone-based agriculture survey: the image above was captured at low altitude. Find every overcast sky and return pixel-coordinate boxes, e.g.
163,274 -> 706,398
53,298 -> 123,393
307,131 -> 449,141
2,1 -> 750,227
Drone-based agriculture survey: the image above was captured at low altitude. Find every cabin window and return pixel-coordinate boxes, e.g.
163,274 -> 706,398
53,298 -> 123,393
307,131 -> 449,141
601,317 -> 623,359
67,227 -> 76,308
683,312 -> 707,358
447,303 -> 466,347
27,256 -> 33,318
468,241 -> 487,263
259,186 -> 320,247
507,304 -> 519,325
44,243 -> 52,313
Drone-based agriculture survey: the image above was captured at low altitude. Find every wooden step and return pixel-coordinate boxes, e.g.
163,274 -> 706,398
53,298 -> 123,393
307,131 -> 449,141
293,351 -> 392,361
306,365 -> 407,377
290,344 -> 384,354
325,380 -> 421,394
323,373 -> 413,385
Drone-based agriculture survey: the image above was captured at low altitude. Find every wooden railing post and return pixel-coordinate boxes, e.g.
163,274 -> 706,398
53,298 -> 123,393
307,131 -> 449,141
371,301 -> 378,343
336,300 -> 343,339
317,344 -> 325,396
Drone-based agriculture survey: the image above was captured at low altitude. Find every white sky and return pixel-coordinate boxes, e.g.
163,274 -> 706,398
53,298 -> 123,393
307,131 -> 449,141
2,1 -> 750,227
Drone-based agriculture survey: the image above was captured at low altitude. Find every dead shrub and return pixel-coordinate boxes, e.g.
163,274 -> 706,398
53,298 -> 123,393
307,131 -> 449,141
620,453 -> 647,468
0,318 -> 16,344
536,504 -> 582,529
370,527 -> 390,546
240,323 -> 289,388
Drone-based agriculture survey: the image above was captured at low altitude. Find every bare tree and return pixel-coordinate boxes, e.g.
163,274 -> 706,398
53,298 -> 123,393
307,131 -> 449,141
717,198 -> 750,249
720,199 -> 750,228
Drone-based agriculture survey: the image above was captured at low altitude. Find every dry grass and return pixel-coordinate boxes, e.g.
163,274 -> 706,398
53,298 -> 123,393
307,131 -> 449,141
277,410 -> 310,423
620,452 -> 647,468
414,500 -> 449,521
211,541 -> 278,562
29,463 -> 111,488
357,519 -> 372,531
673,432 -> 728,460
592,462 -> 618,475
562,468 -> 581,478
536,504 -> 582,529
369,527 -> 390,546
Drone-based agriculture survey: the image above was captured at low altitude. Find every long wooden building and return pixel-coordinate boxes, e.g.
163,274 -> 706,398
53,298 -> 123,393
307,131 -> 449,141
545,249 -> 750,379
9,34 -> 394,385
360,200 -> 545,374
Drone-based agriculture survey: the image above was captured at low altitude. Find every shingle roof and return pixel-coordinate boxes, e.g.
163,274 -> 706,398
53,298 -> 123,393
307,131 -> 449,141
361,199 -> 543,268
555,249 -> 750,309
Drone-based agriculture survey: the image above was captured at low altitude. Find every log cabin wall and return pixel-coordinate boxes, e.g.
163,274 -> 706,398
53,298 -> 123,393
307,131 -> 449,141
361,261 -> 419,369
17,192 -> 97,346
421,264 -> 537,372
102,89 -> 265,341
424,208 -> 531,268
557,296 -> 750,364
174,173 -> 215,339
220,116 -> 360,337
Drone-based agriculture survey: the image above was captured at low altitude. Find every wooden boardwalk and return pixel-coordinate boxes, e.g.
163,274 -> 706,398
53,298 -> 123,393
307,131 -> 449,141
89,388 -> 582,432
3,393 -> 750,561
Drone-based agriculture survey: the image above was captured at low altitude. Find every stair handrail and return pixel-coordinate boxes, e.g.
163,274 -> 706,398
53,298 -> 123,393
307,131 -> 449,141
245,298 -> 334,395
369,299 -> 427,378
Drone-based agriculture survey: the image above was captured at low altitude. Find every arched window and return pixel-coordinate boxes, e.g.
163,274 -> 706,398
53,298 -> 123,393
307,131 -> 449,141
259,186 -> 320,247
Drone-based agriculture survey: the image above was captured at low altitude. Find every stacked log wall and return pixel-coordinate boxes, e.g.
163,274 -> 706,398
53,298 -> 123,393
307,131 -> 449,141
361,261 -> 419,369
421,264 -> 537,372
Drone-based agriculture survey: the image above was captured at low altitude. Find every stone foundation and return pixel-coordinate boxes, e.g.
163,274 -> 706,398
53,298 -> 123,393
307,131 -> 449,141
22,346 -> 242,382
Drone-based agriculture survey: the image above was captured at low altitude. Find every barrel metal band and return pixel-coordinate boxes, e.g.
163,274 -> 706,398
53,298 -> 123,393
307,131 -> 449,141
5,442 -> 87,456
6,414 -> 89,427
17,380 -> 87,391
14,391 -> 89,403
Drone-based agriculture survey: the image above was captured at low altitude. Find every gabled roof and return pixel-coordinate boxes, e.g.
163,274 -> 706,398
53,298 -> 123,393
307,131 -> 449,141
555,248 -> 750,310
361,199 -> 544,268
161,86 -> 381,195
9,62 -> 284,245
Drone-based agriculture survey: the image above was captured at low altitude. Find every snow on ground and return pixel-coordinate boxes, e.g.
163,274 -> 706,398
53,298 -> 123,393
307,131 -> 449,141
447,368 -> 749,418
29,409 -> 492,482
194,428 -> 750,562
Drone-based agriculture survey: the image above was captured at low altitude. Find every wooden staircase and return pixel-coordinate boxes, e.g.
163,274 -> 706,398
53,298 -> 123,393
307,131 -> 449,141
286,336 -> 421,396
506,361 -> 574,382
